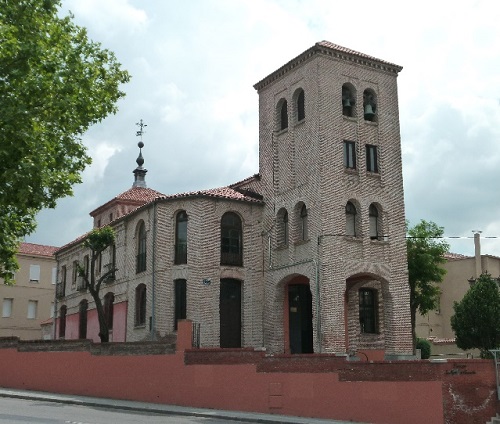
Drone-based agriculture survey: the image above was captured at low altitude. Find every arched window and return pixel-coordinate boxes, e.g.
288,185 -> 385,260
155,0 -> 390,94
221,212 -> 243,266
104,292 -> 114,330
78,299 -> 88,339
299,204 -> 308,241
277,208 -> 289,247
369,204 -> 379,240
342,84 -> 355,117
363,88 -> 377,122
174,279 -> 187,330
135,283 -> 147,327
296,89 -> 305,121
359,288 -> 378,333
175,211 -> 188,264
59,305 -> 67,339
345,202 -> 357,236
279,100 -> 288,130
136,221 -> 146,273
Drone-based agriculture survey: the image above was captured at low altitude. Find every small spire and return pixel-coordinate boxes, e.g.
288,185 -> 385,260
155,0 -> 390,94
133,120 -> 148,188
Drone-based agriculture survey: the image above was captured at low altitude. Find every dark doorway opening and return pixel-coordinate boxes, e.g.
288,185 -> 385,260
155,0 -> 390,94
220,279 -> 241,348
288,284 -> 313,353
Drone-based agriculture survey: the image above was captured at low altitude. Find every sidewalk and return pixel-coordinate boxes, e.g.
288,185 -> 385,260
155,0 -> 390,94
0,388 -> 367,424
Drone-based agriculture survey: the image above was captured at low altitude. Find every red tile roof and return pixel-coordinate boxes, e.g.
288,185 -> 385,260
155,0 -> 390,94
316,41 -> 402,69
444,252 -> 472,260
164,185 -> 263,203
254,40 -> 402,91
19,242 -> 58,257
115,186 -> 166,202
90,186 -> 166,217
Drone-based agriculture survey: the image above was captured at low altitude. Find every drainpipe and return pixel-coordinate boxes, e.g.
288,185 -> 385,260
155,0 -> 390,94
52,257 -> 59,340
474,231 -> 482,278
151,201 -> 157,340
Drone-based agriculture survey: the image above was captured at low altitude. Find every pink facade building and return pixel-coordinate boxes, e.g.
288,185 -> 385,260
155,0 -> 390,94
55,41 -> 413,358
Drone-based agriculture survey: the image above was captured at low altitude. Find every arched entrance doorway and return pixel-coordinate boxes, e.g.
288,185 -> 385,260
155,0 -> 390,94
285,276 -> 313,354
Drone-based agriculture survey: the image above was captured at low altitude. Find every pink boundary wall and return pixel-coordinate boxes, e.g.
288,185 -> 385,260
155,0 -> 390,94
0,320 -> 497,424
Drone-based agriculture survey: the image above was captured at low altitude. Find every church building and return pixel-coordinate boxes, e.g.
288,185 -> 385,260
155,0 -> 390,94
55,41 -> 413,359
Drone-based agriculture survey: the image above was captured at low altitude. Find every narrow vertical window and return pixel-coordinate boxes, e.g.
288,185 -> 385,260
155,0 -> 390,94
79,300 -> 88,339
175,211 -> 188,264
366,144 -> 378,173
277,208 -> 289,247
104,292 -> 114,330
57,266 -> 67,299
297,89 -> 305,121
221,212 -> 243,266
136,221 -> 147,273
300,204 -> 308,241
280,100 -> 288,130
359,288 -> 377,333
174,279 -> 187,330
345,202 -> 357,236
72,260 -> 78,288
369,204 -> 379,240
283,210 -> 289,246
343,141 -> 356,169
135,284 -> 147,326
59,305 -> 67,338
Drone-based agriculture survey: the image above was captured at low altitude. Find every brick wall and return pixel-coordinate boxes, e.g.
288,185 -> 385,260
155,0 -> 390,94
0,321 -> 497,424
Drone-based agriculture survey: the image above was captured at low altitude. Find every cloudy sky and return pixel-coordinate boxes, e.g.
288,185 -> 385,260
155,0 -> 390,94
25,0 -> 500,257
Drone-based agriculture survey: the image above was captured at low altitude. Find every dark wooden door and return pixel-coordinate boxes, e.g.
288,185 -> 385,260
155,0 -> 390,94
220,279 -> 241,348
288,284 -> 313,354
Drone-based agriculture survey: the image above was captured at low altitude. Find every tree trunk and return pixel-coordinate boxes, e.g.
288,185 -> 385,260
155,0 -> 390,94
89,287 -> 109,343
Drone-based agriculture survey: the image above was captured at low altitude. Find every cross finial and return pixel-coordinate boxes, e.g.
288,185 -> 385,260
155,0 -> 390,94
136,119 -> 147,141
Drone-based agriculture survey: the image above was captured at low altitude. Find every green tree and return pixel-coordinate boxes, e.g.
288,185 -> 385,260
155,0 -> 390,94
407,220 -> 449,344
79,226 -> 116,343
0,0 -> 130,283
451,273 -> 500,358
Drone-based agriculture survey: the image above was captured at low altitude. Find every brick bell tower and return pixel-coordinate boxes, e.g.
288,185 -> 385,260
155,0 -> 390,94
254,41 -> 413,359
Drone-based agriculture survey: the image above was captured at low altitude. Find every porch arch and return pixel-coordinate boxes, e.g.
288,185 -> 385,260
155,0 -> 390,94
345,272 -> 391,358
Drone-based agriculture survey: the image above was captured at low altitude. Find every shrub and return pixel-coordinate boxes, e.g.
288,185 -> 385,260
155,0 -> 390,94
416,338 -> 431,359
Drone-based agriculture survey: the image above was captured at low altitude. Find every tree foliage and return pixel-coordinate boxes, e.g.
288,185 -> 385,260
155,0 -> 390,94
407,220 -> 449,342
79,226 -> 116,343
451,273 -> 500,358
0,0 -> 130,283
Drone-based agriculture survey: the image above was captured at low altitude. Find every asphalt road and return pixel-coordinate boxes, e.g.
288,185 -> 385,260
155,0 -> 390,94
0,397 -> 256,424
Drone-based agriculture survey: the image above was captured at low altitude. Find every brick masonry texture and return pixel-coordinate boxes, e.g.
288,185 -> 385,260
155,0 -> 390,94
56,42 -> 412,357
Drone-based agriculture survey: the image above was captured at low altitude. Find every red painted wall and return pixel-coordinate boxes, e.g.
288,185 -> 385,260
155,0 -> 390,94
0,320 -> 497,424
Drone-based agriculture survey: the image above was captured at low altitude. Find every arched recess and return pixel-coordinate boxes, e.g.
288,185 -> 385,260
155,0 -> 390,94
276,98 -> 288,131
345,273 -> 389,358
282,274 -> 313,354
342,83 -> 356,117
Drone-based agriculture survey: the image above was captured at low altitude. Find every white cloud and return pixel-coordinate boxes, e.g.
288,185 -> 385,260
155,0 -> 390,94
82,141 -> 122,184
25,0 -> 500,259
